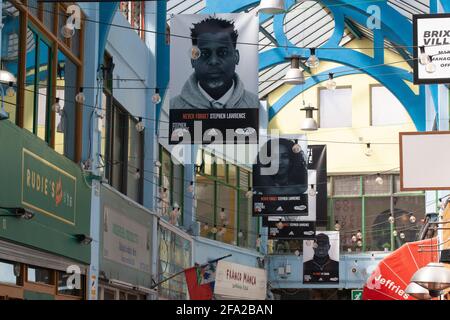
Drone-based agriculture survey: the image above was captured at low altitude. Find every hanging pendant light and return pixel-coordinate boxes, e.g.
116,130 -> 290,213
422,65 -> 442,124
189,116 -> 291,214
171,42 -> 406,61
305,48 -> 320,68
135,117 -> 145,132
152,88 -> 162,104
301,102 -> 318,131
6,82 -> 15,97
245,188 -> 253,199
334,220 -> 341,231
292,139 -> 302,153
61,22 -> 75,39
364,143 -> 373,157
258,0 -> 285,14
326,73 -> 336,90
375,173 -> 383,185
419,46 -> 431,65
411,263 -> 450,291
405,282 -> 436,300
75,87 -> 85,104
52,98 -> 62,114
283,56 -> 305,85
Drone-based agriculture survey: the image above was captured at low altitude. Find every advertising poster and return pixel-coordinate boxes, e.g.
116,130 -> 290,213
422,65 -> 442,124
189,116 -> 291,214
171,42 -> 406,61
169,13 -> 259,144
265,217 -> 316,240
303,231 -> 340,284
306,145 -> 327,226
253,137 -> 316,218
413,14 -> 450,84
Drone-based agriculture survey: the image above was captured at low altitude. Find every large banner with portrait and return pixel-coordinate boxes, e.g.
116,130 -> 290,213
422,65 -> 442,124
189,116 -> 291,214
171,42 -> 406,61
253,136 -> 316,219
303,231 -> 340,284
169,13 -> 259,145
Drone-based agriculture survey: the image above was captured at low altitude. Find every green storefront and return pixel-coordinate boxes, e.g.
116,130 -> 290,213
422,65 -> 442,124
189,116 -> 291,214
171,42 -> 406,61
98,184 -> 157,300
0,121 -> 91,300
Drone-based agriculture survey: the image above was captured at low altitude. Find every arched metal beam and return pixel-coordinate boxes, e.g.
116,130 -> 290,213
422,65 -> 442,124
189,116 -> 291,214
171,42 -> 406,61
205,0 -> 425,130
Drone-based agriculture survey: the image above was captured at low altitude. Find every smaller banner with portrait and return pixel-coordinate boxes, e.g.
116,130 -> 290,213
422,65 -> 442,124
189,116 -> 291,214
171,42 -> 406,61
252,136 -> 316,219
169,13 -> 260,145
413,13 -> 450,84
303,231 -> 340,284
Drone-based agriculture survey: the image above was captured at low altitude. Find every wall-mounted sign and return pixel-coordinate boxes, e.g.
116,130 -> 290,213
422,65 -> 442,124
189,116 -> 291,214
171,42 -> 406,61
169,13 -> 260,145
214,261 -> 267,300
413,13 -> 450,84
21,148 -> 77,225
303,231 -> 340,284
103,206 -> 151,273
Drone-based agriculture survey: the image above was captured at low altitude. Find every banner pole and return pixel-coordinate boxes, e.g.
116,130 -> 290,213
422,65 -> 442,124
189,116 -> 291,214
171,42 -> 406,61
151,254 -> 232,290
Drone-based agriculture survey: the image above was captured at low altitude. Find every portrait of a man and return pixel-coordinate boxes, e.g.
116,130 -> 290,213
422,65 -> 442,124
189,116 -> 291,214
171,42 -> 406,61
303,233 -> 340,283
253,138 -> 308,196
170,17 -> 259,110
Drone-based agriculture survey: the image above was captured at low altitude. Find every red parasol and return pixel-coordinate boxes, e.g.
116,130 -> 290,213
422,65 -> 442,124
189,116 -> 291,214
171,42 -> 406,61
363,238 -> 439,300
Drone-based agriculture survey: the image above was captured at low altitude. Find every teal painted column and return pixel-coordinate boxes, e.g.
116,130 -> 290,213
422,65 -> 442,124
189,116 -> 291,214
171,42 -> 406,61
78,1 -> 101,300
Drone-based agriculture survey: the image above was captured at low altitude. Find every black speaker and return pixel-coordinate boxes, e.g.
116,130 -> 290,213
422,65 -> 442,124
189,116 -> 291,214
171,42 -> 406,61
440,249 -> 450,263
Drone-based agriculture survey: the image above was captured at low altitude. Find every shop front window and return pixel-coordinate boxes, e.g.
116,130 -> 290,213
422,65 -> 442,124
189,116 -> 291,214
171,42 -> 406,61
158,226 -> 192,300
0,260 -> 21,285
27,266 -> 54,285
195,150 -> 259,249
57,272 -> 85,297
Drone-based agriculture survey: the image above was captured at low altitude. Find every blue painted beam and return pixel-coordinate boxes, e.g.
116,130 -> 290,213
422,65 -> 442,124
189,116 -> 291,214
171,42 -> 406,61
98,3 -> 119,67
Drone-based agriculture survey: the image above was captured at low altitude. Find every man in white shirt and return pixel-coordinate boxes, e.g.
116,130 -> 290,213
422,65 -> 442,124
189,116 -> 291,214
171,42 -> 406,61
170,17 -> 259,110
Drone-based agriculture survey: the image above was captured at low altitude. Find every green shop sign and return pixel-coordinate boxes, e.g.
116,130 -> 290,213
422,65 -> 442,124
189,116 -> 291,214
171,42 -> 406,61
0,121 -> 91,263
22,148 -> 77,225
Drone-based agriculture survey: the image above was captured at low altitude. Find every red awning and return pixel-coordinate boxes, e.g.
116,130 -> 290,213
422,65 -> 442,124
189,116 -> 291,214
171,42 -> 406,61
363,238 -> 439,300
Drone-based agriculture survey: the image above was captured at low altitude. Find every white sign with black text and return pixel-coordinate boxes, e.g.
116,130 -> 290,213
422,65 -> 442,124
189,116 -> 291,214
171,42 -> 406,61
214,261 -> 267,300
414,14 -> 450,84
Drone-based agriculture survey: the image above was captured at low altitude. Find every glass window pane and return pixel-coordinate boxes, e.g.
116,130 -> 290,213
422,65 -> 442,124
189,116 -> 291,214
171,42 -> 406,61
203,152 -> 213,176
363,174 -> 390,195
216,184 -> 236,245
0,260 -> 20,285
55,51 -> 77,159
1,2 -> 20,124
238,189 -> 257,249
365,197 -> 391,251
43,3 -> 54,32
24,28 -> 37,133
127,117 -> 142,203
27,266 -> 53,285
103,288 -> 116,300
392,196 -> 424,249
160,148 -> 171,217
333,175 -> 360,196
216,158 -> 226,181
196,175 -> 214,238
228,165 -> 237,186
36,38 -> 50,141
71,23 -> 81,57
332,198 -> 362,252
111,105 -> 126,191
319,88 -> 352,128
28,0 -> 39,17
172,163 -> 183,226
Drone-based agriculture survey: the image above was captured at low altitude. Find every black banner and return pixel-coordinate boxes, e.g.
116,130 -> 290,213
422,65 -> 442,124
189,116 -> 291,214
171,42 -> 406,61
307,145 -> 327,227
252,138 -> 310,217
168,109 -> 259,144
265,218 -> 316,240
